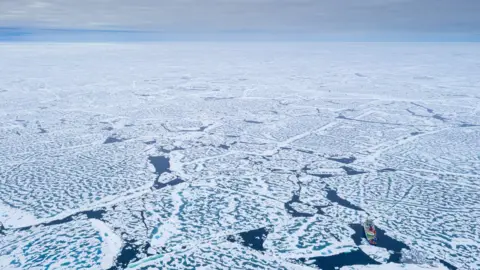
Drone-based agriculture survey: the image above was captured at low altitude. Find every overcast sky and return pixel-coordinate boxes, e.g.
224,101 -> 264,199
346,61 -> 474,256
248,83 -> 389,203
1,0 -> 479,41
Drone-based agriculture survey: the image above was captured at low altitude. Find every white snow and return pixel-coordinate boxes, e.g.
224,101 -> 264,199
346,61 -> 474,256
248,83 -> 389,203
0,202 -> 37,228
90,219 -> 122,269
0,255 -> 19,269
358,244 -> 390,263
150,183 -> 186,248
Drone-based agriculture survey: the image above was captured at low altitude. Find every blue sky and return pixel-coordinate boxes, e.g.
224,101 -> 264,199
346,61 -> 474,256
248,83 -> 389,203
1,0 -> 479,41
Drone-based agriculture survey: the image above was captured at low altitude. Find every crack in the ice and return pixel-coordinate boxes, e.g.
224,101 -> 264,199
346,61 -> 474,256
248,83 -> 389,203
411,102 -> 434,113
406,109 -> 430,118
328,156 -> 356,164
433,114 -> 448,122
385,185 -> 415,214
161,123 -> 213,133
341,166 -> 367,175
325,186 -> 363,211
337,115 -> 434,127
285,179 -> 330,217
140,199 -> 149,238
439,259 -> 458,270
386,176 -> 392,199
14,209 -> 106,232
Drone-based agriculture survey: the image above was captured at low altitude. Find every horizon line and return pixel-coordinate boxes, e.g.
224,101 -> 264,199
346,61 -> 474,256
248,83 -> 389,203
1,27 -> 479,42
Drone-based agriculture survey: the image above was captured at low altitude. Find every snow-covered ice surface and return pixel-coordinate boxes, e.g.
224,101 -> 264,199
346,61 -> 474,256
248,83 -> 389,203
0,43 -> 479,269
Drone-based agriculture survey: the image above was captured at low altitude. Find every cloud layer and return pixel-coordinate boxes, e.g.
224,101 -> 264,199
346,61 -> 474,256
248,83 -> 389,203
1,0 -> 479,40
